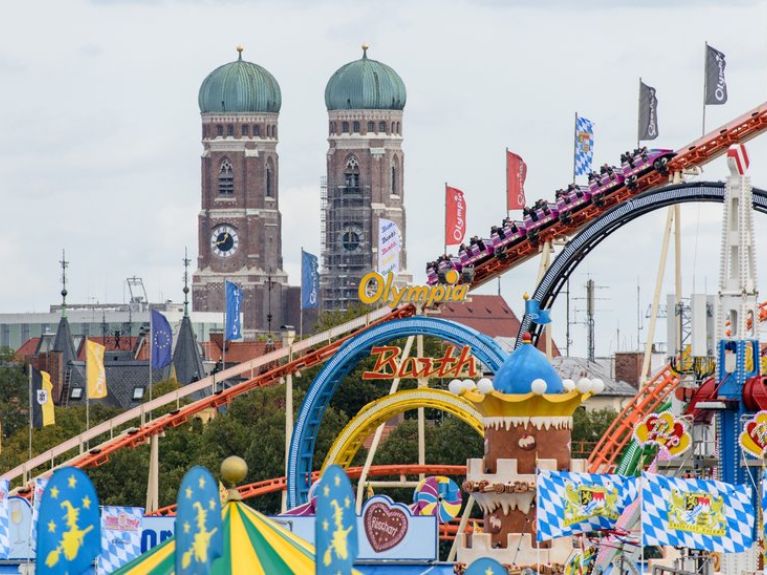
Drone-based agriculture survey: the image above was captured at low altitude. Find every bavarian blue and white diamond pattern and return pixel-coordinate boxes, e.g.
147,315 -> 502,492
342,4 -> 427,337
30,476 -> 47,551
0,480 -> 9,559
536,470 -> 637,541
574,115 -> 594,176
97,506 -> 144,574
641,472 -> 753,553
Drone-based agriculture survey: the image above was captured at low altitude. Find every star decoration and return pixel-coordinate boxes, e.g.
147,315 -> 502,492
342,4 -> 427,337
186,487 -> 193,499
322,519 -> 329,531
334,475 -> 341,487
344,496 -> 351,508
199,476 -> 206,489
184,522 -> 191,534
68,475 -> 77,488
486,568 -> 495,575
209,498 -> 216,510
50,486 -> 59,499
82,496 -> 91,509
47,520 -> 56,533
323,485 -> 330,497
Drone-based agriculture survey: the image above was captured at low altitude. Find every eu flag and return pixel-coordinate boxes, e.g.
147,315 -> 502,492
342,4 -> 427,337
225,281 -> 243,341
151,310 -> 173,369
176,466 -> 222,575
36,467 -> 101,575
301,250 -> 319,310
315,465 -> 358,575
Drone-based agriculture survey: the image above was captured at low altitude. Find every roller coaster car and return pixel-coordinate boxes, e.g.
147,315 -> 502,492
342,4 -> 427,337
622,148 -> 675,180
555,185 -> 591,219
523,201 -> 560,234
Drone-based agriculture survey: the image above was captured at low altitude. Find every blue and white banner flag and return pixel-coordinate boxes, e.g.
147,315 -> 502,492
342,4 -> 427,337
378,219 -> 401,276
574,115 -> 594,176
642,472 -> 753,553
31,476 -> 47,551
0,479 -> 9,559
224,280 -> 242,341
97,506 -> 143,574
536,470 -> 637,541
301,250 -> 320,310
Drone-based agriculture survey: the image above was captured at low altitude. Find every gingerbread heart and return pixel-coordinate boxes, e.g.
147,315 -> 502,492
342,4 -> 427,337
364,501 -> 408,552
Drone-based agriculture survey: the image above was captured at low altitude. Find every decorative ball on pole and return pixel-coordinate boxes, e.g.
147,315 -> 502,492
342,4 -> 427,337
221,455 -> 248,501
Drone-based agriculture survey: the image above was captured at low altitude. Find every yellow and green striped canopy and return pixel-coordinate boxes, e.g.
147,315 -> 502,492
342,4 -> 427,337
114,501 -> 361,575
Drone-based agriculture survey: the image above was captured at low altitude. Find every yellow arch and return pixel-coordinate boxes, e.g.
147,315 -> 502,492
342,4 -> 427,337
322,388 -> 484,470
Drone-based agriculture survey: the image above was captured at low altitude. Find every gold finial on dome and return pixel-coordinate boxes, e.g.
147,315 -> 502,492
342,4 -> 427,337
221,456 -> 248,501
523,292 -> 530,301
236,45 -> 244,60
361,43 -> 369,58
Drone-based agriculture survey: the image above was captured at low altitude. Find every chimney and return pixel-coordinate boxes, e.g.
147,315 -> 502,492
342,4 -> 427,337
614,351 -> 643,389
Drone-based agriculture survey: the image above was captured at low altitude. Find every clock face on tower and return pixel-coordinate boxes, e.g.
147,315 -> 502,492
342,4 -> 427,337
210,225 -> 239,257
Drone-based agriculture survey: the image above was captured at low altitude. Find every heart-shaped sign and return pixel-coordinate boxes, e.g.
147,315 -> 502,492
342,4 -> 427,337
740,411 -> 767,458
364,500 -> 409,552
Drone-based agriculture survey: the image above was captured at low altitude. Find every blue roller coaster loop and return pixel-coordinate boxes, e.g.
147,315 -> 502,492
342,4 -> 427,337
286,316 -> 507,507
517,181 -> 767,346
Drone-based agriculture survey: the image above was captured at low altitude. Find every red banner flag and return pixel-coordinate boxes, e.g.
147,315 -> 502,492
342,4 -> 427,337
506,150 -> 526,211
445,185 -> 467,247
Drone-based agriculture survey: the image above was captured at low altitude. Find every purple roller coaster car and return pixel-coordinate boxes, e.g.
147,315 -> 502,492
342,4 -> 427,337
425,147 -> 676,285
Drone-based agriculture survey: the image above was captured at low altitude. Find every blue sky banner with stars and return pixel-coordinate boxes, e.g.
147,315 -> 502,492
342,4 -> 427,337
35,467 -> 101,575
175,466 -> 222,575
315,465 -> 359,575
465,556 -> 508,575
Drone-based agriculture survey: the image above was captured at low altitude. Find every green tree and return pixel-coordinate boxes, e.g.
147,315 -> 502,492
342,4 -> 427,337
572,407 -> 617,443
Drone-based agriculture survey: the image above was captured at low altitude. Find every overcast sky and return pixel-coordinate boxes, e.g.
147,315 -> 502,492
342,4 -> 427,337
2,0 -> 767,358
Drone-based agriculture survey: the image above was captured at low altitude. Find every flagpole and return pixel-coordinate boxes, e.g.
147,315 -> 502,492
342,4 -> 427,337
505,148 -> 510,219
222,278 -> 227,391
702,42 -> 708,137
148,310 -> 153,423
85,339 -> 90,435
444,182 -> 448,256
572,112 -> 578,185
638,76 -> 643,148
28,364 -> 32,460
299,249 -> 304,340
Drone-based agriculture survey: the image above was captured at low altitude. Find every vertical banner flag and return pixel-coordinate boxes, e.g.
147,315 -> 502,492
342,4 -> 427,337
638,80 -> 659,141
574,115 -> 594,177
705,44 -> 728,105
316,465 -> 359,575
31,476 -> 48,550
224,280 -> 243,341
150,309 -> 173,369
36,467 -> 101,574
0,479 -> 9,560
536,470 -> 637,541
301,250 -> 320,310
8,496 -> 32,560
641,472 -> 754,552
31,369 -> 55,428
445,186 -> 467,247
506,150 -> 526,211
97,506 -> 143,574
175,466 -> 222,575
86,340 -> 107,399
378,218 -> 401,275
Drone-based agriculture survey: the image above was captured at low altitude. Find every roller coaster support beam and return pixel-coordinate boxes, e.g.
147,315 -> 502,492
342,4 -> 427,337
642,206 -> 674,384
535,240 -> 554,359
354,335 -> 415,512
417,333 -> 427,481
281,328 -> 297,513
146,434 -> 159,513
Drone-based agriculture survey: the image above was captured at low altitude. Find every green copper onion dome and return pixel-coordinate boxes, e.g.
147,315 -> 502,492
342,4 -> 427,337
199,47 -> 281,113
325,45 -> 406,111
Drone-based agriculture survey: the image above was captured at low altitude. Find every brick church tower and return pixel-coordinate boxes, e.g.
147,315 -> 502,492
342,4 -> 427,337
192,47 -> 289,337
321,45 -> 410,311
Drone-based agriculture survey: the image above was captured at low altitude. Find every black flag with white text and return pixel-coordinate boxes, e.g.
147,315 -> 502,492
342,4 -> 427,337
705,44 -> 728,105
638,81 -> 659,141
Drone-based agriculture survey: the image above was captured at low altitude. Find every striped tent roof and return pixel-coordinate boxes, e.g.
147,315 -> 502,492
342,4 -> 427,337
114,500 -> 361,575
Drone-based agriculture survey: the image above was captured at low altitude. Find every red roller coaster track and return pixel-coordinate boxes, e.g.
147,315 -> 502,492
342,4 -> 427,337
6,98 -> 767,501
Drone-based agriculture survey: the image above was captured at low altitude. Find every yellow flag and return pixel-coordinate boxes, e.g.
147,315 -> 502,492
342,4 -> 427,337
86,340 -> 107,399
40,370 -> 55,427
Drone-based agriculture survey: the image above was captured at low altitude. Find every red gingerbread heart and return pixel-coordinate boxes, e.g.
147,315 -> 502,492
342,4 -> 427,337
746,420 -> 767,452
364,501 -> 409,552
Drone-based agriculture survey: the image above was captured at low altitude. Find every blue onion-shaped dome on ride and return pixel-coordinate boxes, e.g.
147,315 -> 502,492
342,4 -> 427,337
492,333 -> 564,394
199,47 -> 281,113
325,45 -> 406,111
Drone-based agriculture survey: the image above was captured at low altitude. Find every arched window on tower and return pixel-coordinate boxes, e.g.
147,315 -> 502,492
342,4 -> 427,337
342,121 -> 350,133
344,156 -> 360,191
218,159 -> 234,196
367,121 -> 374,133
266,158 -> 274,198
379,121 -> 387,133
391,156 -> 399,196
353,121 -> 360,133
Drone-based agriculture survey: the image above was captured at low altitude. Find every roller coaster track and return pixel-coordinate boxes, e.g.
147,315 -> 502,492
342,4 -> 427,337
149,463 -> 468,516
8,100 -> 767,500
3,305 -> 416,486
467,99 -> 767,290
